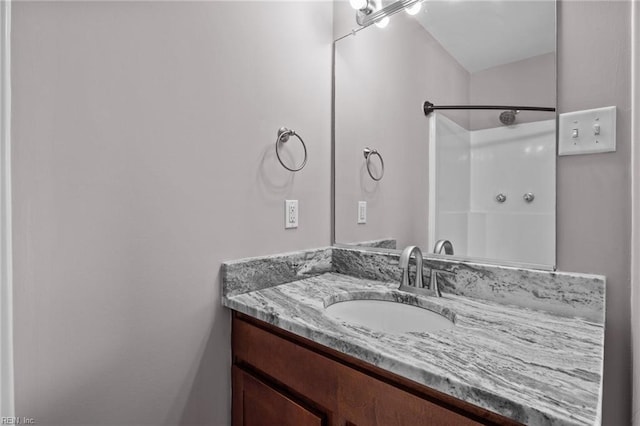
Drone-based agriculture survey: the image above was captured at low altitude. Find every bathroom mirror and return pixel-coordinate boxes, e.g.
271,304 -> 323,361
333,0 -> 557,268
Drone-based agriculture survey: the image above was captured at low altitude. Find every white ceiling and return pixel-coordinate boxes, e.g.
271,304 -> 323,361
414,0 -> 556,73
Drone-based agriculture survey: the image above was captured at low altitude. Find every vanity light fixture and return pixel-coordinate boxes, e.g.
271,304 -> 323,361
349,0 -> 369,11
405,2 -> 422,15
375,16 -> 390,28
354,0 -> 380,25
355,0 -> 425,28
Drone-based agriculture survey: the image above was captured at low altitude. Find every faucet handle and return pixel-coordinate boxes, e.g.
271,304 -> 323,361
433,239 -> 454,255
428,268 -> 455,297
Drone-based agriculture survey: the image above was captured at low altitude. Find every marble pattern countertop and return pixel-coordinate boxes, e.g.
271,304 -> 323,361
223,272 -> 604,426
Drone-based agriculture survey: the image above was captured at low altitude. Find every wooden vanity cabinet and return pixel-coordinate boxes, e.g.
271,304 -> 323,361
232,313 -> 522,426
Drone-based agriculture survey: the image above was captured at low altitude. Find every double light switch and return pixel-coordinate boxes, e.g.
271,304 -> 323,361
558,106 -> 616,156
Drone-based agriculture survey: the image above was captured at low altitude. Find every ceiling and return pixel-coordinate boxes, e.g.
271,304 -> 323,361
414,0 -> 556,73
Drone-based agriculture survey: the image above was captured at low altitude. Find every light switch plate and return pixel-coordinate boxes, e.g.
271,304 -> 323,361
285,200 -> 298,229
357,201 -> 367,224
558,106 -> 616,156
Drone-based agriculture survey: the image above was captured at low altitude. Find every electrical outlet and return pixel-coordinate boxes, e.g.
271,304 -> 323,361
357,201 -> 367,224
285,200 -> 298,229
558,106 -> 616,156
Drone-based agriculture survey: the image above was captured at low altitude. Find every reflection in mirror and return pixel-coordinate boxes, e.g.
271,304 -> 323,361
333,0 -> 556,268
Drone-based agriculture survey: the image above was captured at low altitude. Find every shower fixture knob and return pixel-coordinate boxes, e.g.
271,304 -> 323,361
523,192 -> 535,203
495,193 -> 507,203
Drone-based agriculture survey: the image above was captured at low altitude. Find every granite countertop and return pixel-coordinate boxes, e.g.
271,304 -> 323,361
223,271 -> 604,426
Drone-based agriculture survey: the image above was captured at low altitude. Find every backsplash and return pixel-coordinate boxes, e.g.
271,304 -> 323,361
222,247 -> 333,297
222,246 -> 605,323
342,238 -> 397,249
333,247 -> 605,323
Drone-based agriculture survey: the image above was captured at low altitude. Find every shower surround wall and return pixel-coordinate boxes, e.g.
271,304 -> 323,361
468,121 -> 555,265
430,115 -> 556,265
428,114 -> 470,255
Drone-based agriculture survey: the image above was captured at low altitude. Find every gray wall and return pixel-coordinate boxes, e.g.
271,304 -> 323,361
11,2 -> 332,425
557,1 -> 632,424
469,53 -> 556,130
633,1 -> 640,423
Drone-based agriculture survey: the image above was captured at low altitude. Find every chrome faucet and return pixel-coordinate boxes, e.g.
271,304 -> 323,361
398,245 -> 455,298
433,239 -> 454,255
399,246 -> 424,289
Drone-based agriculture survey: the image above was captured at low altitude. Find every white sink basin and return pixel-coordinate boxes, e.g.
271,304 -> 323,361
325,299 -> 454,334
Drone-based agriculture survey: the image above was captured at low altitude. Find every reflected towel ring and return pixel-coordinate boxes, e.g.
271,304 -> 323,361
363,147 -> 384,181
276,127 -> 307,172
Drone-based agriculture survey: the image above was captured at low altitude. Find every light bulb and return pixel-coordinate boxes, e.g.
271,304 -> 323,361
375,16 -> 389,28
349,0 -> 368,10
405,2 -> 422,15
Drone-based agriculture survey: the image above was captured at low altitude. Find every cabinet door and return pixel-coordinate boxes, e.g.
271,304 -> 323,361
233,366 -> 324,426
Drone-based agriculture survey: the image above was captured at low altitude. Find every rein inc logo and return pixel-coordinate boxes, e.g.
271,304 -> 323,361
1,418 -> 35,425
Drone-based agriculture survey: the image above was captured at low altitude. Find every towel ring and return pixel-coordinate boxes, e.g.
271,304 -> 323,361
276,127 -> 307,172
363,147 -> 384,181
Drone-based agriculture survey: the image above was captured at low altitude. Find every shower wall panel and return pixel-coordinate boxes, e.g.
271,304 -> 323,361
430,114 -> 470,254
468,119 -> 556,265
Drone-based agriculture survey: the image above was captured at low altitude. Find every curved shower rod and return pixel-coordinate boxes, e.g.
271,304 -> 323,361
422,101 -> 556,116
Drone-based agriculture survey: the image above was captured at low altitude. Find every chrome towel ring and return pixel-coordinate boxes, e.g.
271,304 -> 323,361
276,127 -> 307,172
363,147 -> 384,181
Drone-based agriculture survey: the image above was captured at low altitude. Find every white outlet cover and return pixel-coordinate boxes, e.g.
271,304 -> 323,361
357,201 -> 367,224
285,200 -> 298,229
558,106 -> 616,156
